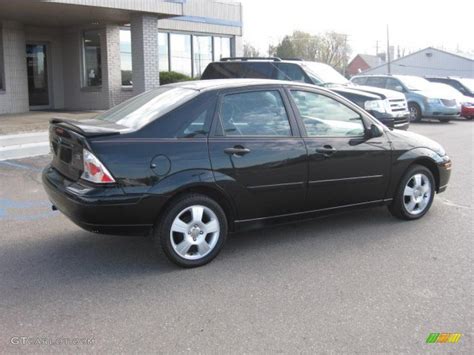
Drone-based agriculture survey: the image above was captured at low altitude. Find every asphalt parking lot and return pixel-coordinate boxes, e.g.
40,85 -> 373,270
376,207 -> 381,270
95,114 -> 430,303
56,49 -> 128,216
0,120 -> 472,353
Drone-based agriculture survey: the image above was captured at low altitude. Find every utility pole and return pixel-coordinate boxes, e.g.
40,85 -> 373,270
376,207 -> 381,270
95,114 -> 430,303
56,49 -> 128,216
386,24 -> 391,74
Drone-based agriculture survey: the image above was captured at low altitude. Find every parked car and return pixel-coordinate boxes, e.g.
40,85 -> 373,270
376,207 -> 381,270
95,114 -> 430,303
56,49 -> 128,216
426,77 -> 474,98
428,82 -> 474,120
43,79 -> 452,268
351,75 -> 460,122
201,57 -> 410,130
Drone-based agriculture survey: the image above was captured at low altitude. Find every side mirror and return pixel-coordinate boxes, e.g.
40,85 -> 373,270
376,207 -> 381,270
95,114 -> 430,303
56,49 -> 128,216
367,124 -> 383,138
395,85 -> 404,92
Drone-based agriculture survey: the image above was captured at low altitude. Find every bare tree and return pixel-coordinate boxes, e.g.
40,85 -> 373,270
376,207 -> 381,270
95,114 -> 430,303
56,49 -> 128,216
243,43 -> 260,57
270,31 -> 351,73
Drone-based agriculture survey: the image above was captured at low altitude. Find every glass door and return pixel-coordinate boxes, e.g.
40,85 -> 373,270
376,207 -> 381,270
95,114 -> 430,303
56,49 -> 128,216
26,44 -> 50,108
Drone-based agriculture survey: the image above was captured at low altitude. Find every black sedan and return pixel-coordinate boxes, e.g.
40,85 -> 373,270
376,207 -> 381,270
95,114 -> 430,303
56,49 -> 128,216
43,79 -> 452,267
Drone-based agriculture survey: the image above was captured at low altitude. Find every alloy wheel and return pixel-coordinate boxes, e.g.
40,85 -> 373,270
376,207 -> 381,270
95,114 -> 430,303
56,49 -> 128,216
403,173 -> 432,215
170,205 -> 220,260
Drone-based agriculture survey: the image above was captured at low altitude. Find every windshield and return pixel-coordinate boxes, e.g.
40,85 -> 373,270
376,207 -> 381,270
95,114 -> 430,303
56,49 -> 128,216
430,83 -> 463,98
398,76 -> 432,91
459,78 -> 474,93
301,62 -> 350,86
94,87 -> 198,129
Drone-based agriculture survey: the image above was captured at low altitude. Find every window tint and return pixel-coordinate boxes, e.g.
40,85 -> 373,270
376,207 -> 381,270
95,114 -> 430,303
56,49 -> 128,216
220,91 -> 291,136
273,63 -> 310,83
366,77 -> 386,88
386,78 -> 404,92
153,92 -> 216,138
244,63 -> 273,79
201,62 -> 242,79
290,91 -> 365,137
94,87 -> 198,129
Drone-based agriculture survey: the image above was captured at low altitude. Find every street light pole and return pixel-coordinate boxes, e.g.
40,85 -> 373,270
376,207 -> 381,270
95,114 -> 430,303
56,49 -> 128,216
386,25 -> 391,75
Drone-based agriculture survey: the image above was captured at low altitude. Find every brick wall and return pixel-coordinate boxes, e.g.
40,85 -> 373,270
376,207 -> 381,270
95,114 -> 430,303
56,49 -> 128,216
0,21 -> 29,114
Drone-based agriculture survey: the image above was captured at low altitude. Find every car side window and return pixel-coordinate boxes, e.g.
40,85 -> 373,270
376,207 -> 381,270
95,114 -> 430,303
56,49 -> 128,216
351,77 -> 367,85
386,78 -> 404,92
290,90 -> 365,137
152,92 -> 216,138
366,77 -> 387,88
273,63 -> 311,83
220,90 -> 292,136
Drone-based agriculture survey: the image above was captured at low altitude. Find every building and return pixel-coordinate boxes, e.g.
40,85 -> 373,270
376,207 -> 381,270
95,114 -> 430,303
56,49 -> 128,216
360,47 -> 474,79
0,0 -> 243,114
346,54 -> 385,77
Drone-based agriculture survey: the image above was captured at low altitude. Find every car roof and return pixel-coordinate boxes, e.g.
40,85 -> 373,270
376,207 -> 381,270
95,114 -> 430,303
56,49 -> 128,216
165,78 -> 318,92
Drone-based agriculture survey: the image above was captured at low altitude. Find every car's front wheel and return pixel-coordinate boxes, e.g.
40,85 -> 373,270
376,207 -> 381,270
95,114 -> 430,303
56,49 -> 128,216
408,103 -> 422,122
155,194 -> 227,268
389,165 -> 435,220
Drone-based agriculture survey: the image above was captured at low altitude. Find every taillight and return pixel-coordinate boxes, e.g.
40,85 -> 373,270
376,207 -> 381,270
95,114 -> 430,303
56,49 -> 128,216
81,149 -> 115,184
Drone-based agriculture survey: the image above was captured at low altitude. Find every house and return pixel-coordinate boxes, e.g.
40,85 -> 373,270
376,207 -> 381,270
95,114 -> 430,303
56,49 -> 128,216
360,47 -> 474,78
347,54 -> 385,77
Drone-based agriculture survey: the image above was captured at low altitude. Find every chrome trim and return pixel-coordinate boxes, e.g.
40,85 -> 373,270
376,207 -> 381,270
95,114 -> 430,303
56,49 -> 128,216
309,175 -> 383,185
235,199 -> 388,223
247,181 -> 305,190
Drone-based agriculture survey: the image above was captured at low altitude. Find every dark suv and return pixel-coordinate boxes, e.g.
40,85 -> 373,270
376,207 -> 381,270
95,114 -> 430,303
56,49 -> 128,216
201,57 -> 410,130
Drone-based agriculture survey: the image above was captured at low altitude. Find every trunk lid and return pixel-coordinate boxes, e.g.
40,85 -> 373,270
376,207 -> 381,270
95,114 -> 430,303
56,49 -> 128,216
49,118 -> 125,181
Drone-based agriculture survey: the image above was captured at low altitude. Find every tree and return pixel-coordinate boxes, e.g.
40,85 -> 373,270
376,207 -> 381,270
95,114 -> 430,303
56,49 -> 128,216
243,43 -> 260,57
269,31 -> 351,73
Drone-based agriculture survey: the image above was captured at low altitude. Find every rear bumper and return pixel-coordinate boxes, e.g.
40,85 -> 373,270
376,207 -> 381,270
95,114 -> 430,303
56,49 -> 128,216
42,166 -> 159,235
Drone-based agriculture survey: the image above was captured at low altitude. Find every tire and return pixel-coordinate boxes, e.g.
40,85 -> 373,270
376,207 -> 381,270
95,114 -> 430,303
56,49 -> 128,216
408,103 -> 422,122
389,165 -> 435,220
155,193 -> 228,268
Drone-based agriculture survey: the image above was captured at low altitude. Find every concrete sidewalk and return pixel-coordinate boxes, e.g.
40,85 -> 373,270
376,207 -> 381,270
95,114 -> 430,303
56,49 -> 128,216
0,110 -> 101,135
0,110 -> 101,161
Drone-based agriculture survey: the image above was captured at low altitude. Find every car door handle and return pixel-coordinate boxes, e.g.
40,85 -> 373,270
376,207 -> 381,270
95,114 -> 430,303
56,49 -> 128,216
224,146 -> 251,156
315,145 -> 336,157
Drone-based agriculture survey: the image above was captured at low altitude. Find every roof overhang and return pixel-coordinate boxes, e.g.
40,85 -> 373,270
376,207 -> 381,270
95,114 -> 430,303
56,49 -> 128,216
0,0 -> 184,27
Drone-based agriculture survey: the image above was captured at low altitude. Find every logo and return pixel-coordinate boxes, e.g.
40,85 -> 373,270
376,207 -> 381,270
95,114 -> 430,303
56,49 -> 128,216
426,333 -> 462,344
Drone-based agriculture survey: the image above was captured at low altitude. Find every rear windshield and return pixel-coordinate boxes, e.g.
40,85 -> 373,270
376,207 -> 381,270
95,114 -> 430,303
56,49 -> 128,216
94,87 -> 198,129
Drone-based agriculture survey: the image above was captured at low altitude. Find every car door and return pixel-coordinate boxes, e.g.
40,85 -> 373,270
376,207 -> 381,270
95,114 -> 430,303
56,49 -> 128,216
286,88 -> 392,210
208,87 -> 308,221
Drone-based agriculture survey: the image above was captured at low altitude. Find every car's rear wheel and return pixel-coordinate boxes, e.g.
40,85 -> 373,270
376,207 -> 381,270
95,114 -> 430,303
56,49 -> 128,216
389,165 -> 435,220
408,103 -> 422,122
155,194 -> 227,268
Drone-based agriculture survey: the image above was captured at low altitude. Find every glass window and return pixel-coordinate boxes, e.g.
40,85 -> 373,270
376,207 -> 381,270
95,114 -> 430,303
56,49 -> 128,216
120,29 -> 132,86
273,63 -> 311,83
156,92 -> 216,138
366,77 -> 386,88
386,78 -> 404,92
213,37 -> 231,60
290,90 -> 365,137
82,30 -> 102,87
94,87 -> 198,130
351,77 -> 367,85
193,35 -> 212,78
220,91 -> 291,136
243,62 -> 273,78
170,33 -> 191,77
158,32 -> 169,72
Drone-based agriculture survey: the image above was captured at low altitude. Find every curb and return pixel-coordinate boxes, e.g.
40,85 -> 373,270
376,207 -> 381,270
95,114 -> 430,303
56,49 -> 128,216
0,131 -> 50,161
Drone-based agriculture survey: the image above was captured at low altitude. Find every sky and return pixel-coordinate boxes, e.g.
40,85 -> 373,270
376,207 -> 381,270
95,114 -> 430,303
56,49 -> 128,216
239,0 -> 474,60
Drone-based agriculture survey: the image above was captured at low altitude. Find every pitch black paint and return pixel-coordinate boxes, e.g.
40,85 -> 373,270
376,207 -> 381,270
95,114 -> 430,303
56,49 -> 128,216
43,80 -> 451,236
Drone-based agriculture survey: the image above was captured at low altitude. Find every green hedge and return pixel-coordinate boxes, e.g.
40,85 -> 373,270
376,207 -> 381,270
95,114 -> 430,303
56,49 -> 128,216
160,71 -> 193,85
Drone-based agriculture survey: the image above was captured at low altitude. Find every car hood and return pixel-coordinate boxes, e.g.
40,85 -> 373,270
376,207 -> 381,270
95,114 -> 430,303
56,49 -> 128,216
351,85 -> 405,100
387,129 -> 446,156
329,86 -> 380,100
415,89 -> 457,100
